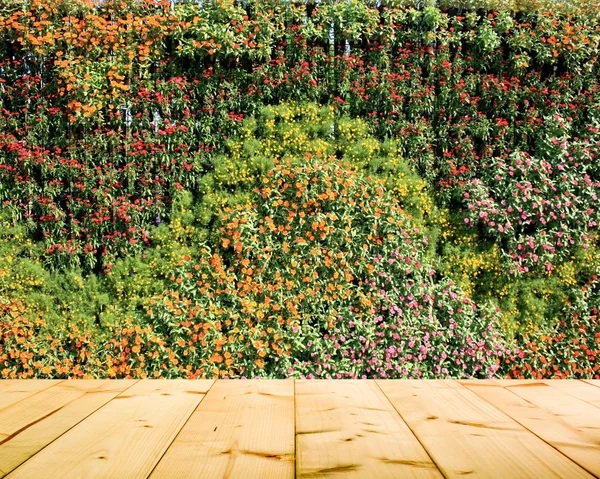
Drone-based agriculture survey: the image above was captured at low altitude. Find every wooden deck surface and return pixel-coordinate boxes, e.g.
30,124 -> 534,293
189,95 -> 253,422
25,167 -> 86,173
0,380 -> 598,478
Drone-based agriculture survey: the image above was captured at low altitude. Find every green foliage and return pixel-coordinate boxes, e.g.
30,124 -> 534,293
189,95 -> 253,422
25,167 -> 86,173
196,103 -> 439,236
150,155 -> 513,379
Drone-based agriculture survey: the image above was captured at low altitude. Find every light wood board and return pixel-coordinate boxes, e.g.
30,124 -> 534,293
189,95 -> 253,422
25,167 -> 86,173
377,380 -> 594,479
0,380 -> 60,412
0,380 -> 136,478
150,380 -> 294,479
0,379 -> 598,478
543,380 -> 600,408
295,380 -> 442,478
461,380 -> 600,477
6,380 -> 213,479
582,380 -> 600,388
496,380 -> 600,450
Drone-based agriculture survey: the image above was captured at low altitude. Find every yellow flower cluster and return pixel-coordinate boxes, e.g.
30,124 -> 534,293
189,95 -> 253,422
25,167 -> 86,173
0,223 -> 43,299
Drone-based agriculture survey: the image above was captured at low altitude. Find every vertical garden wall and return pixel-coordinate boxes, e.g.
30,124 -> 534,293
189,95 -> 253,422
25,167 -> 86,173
0,0 -> 599,379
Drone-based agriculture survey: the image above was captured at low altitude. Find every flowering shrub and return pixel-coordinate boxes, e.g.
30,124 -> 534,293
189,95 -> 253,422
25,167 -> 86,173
508,268 -> 600,379
153,155 -> 416,378
0,301 -> 177,379
149,156 -> 515,379
363,252 -> 516,379
461,115 -> 600,275
0,299 -> 95,379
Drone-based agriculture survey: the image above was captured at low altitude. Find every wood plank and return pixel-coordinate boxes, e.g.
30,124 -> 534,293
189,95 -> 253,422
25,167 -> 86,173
6,379 -> 214,479
495,380 -> 600,417
495,380 -> 600,449
150,380 -> 294,479
0,380 -> 136,478
581,379 -> 600,389
0,380 -> 61,412
543,380 -> 600,408
461,380 -> 600,477
295,380 -> 442,478
377,380 -> 594,479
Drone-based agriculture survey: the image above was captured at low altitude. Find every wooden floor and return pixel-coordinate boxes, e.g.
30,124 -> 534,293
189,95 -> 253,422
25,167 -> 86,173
0,380 -> 598,478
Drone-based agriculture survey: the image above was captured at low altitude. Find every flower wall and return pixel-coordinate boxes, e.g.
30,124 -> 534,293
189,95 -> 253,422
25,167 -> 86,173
0,0 -> 598,379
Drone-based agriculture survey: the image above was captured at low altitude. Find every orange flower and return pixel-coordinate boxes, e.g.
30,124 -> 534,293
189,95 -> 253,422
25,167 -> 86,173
209,354 -> 223,363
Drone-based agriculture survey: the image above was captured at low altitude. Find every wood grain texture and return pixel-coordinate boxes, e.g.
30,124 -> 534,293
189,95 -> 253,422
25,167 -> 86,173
496,380 -> 600,419
150,380 -> 294,479
582,380 -> 600,388
495,380 -> 600,451
543,380 -> 600,408
377,380 -> 594,479
461,380 -> 600,477
0,380 -> 60,412
6,380 -> 213,479
0,380 -> 136,478
1,379 -> 599,478
295,380 -> 442,478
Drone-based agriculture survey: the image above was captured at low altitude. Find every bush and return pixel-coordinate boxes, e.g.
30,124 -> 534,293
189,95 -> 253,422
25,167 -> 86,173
461,117 -> 600,275
152,155 -> 515,379
508,268 -> 600,379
